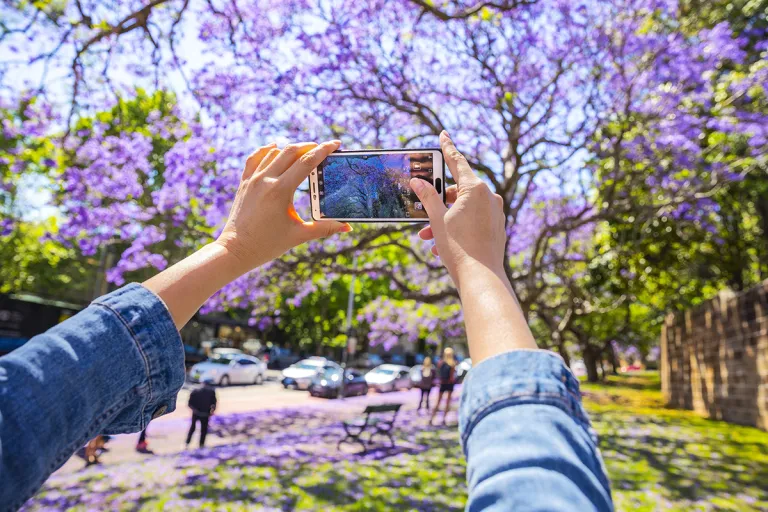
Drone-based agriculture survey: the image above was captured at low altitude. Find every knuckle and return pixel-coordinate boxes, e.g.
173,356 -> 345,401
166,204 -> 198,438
448,149 -> 464,162
298,152 -> 315,167
282,144 -> 300,157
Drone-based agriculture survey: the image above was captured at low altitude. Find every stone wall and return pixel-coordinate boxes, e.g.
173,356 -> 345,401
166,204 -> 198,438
661,283 -> 768,430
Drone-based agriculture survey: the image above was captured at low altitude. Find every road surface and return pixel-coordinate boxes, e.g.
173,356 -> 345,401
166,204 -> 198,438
55,371 -> 451,474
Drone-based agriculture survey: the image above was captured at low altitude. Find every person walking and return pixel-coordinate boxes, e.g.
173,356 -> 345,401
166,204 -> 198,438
416,357 -> 435,413
135,426 -> 152,454
430,348 -> 457,426
186,378 -> 217,449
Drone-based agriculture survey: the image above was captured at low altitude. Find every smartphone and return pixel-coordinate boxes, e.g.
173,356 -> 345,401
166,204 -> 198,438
309,149 -> 445,222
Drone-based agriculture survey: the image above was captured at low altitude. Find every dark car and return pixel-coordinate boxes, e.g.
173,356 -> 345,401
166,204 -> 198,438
183,344 -> 207,368
261,346 -> 301,370
308,367 -> 369,399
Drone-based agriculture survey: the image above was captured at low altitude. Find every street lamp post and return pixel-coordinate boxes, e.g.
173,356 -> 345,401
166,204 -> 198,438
340,255 -> 358,398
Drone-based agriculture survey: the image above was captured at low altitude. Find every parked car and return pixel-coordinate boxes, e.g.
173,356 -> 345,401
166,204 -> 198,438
348,353 -> 384,370
408,365 -> 430,387
188,353 -> 267,386
456,358 -> 472,382
212,347 -> 243,356
282,357 -> 341,390
365,364 -> 412,392
261,346 -> 301,370
308,367 -> 369,398
183,344 -> 206,369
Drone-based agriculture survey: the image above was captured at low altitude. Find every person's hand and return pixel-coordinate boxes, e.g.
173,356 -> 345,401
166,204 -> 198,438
215,141 -> 352,273
410,131 -> 507,289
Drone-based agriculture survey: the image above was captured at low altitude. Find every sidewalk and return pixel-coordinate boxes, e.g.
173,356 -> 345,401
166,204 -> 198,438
56,384 -> 460,475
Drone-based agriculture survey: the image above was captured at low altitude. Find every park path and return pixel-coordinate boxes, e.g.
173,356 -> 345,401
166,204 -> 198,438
56,381 -> 460,475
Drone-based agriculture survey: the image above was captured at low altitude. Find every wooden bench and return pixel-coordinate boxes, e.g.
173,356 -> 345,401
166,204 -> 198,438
337,403 -> 402,452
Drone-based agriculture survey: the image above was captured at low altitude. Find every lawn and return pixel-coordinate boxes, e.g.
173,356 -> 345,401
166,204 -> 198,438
22,372 -> 768,511
582,372 -> 768,511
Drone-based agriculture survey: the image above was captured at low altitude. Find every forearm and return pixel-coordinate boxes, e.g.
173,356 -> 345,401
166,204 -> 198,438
0,284 -> 184,509
143,242 -> 248,330
457,262 -> 537,364
460,351 -> 613,511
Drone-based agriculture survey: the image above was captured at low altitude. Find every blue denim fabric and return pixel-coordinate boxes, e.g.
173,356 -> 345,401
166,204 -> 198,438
459,350 -> 613,511
0,283 -> 184,511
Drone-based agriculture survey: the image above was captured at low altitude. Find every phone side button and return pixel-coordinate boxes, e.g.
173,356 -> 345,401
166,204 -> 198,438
312,182 -> 316,193
435,178 -> 442,193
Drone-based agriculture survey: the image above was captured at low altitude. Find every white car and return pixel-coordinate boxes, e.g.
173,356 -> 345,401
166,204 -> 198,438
189,353 -> 266,386
282,357 -> 340,390
365,364 -> 412,392
212,347 -> 243,356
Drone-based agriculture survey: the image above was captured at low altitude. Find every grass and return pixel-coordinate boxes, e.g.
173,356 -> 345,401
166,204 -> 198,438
22,372 -> 768,511
582,372 -> 768,511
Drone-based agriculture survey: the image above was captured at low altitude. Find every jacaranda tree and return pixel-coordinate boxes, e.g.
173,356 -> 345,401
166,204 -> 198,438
1,0 -> 765,377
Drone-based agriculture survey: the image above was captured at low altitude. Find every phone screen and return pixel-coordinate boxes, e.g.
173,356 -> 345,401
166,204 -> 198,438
317,152 -> 434,219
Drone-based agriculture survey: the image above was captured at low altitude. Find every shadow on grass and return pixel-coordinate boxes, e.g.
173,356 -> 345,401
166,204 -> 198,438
591,403 -> 768,506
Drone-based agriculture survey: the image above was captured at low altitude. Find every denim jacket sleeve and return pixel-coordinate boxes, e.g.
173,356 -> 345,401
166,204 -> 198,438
459,350 -> 613,511
0,283 -> 185,510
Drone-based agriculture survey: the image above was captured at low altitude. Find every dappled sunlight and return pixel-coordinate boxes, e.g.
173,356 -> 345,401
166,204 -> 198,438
21,377 -> 768,511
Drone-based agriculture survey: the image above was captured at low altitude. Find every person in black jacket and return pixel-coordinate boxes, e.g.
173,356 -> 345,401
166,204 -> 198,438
186,378 -> 217,448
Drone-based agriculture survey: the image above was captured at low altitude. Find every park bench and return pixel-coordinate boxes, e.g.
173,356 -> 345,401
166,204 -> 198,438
337,403 -> 402,453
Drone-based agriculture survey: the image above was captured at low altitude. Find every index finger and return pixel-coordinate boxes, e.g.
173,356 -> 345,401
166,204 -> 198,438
440,131 -> 479,186
281,139 -> 341,190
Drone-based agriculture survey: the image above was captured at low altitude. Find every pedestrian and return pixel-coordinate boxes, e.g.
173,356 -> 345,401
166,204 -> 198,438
416,356 -> 435,413
430,348 -> 457,426
1,135 -> 612,511
83,435 -> 105,467
135,426 -> 152,454
186,377 -> 217,448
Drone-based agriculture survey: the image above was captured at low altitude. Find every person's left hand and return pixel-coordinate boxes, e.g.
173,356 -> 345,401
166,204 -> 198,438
215,141 -> 351,273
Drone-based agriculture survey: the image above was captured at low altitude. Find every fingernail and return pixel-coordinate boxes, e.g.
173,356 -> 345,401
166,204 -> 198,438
410,177 -> 425,193
331,139 -> 342,145
441,130 -> 451,140
268,141 -> 277,146
341,223 -> 353,232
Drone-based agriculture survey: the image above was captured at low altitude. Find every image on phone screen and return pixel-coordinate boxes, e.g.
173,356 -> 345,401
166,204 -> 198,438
316,152 -> 435,219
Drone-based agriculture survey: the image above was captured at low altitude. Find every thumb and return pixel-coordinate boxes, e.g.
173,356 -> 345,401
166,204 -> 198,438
410,178 -> 447,220
302,220 -> 353,241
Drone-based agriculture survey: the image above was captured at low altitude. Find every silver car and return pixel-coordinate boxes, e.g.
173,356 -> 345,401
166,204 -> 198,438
189,353 -> 267,386
365,364 -> 412,392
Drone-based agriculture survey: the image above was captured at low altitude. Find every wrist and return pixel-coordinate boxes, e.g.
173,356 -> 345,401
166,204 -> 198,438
212,236 -> 261,276
455,259 -> 509,288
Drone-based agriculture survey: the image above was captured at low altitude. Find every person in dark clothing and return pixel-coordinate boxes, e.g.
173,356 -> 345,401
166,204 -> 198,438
430,348 -> 457,426
416,356 -> 435,413
186,378 -> 217,448
135,427 -> 152,454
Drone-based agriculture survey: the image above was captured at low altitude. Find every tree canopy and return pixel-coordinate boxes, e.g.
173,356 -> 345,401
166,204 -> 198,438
1,0 -> 766,379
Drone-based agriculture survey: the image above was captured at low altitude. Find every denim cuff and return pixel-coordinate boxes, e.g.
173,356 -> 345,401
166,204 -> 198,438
92,283 -> 185,431
459,349 -> 590,454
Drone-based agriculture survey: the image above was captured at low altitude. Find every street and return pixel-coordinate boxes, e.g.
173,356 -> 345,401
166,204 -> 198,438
55,371 -> 447,475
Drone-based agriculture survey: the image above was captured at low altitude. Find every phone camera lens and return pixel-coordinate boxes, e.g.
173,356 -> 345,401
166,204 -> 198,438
435,178 -> 442,193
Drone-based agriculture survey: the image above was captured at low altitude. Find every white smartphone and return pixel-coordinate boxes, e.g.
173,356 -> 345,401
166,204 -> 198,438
309,148 -> 445,222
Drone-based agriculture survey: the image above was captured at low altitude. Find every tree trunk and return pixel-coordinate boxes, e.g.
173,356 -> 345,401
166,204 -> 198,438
599,357 -> 606,381
609,345 -> 619,375
556,337 -> 571,367
583,348 -> 600,383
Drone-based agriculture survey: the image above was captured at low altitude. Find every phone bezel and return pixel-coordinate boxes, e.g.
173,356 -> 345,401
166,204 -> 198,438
308,148 -> 445,223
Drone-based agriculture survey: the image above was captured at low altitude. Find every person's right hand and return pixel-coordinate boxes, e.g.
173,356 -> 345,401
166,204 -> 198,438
410,131 -> 507,290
